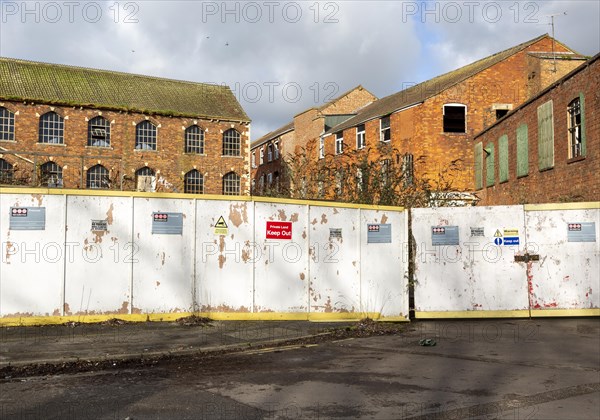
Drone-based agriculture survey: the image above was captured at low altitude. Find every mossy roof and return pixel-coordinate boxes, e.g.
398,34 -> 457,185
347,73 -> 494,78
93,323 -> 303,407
0,57 -> 250,122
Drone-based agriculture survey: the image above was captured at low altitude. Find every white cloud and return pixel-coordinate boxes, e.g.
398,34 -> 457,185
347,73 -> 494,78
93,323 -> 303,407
0,0 -> 598,139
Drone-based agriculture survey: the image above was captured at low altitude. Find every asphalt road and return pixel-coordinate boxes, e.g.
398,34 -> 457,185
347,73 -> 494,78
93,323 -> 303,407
1,318 -> 599,419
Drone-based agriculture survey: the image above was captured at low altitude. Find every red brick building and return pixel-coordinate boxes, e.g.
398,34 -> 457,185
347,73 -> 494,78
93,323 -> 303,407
474,53 -> 599,205
0,58 -> 250,195
250,85 -> 377,195
318,35 -> 585,197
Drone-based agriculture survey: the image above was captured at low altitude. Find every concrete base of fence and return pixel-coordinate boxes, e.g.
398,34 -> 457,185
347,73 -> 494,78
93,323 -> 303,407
414,309 -> 600,319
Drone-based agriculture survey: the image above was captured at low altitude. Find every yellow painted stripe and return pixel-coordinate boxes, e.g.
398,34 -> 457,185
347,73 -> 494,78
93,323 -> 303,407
524,202 -> 600,211
530,308 -> 600,317
414,310 -> 531,319
252,195 -> 404,211
0,311 -> 409,326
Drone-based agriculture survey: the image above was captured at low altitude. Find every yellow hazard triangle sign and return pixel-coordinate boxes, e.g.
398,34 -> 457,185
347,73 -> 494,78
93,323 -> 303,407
494,229 -> 502,237
214,216 -> 228,235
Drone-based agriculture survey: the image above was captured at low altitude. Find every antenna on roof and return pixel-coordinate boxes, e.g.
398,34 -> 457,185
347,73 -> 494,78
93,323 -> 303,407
542,11 -> 567,73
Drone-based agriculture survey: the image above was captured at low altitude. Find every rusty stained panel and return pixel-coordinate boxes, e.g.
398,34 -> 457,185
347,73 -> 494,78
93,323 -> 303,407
526,209 -> 599,310
0,194 -> 65,317
412,206 -> 528,313
64,195 -> 132,315
254,202 -> 308,312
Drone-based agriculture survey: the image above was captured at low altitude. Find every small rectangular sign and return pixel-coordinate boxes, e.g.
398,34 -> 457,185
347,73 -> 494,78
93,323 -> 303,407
9,207 -> 46,230
91,220 -> 108,231
329,228 -> 342,240
367,224 -> 391,243
504,228 -> 519,237
503,237 -> 520,245
567,222 -> 596,242
266,221 -> 292,240
470,227 -> 485,237
432,225 -> 459,246
152,212 -> 183,235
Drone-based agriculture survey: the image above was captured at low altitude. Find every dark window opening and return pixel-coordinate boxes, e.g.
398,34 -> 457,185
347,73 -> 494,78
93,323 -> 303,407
443,105 -> 466,133
495,109 -> 509,120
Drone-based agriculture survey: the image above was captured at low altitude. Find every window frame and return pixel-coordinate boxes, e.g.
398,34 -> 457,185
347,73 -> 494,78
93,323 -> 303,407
86,164 -> 110,189
443,103 -> 467,134
40,161 -> 63,188
356,124 -> 366,149
274,141 -> 279,160
87,116 -> 111,148
222,129 -> 241,157
223,171 -> 240,195
135,120 -> 157,151
380,116 -> 391,142
567,97 -> 583,159
319,137 -> 325,159
0,107 -> 15,141
335,132 -> 344,155
0,158 -> 14,183
184,169 -> 204,194
267,144 -> 273,162
185,125 -> 204,154
39,111 -> 64,144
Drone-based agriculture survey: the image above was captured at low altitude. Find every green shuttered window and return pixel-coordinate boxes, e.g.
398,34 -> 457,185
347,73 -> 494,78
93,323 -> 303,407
516,124 -> 529,177
485,143 -> 495,187
499,135 -> 508,183
537,100 -> 554,171
474,142 -> 483,190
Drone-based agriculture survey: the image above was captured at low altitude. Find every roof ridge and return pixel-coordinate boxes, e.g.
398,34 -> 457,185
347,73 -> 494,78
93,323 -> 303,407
0,56 -> 229,89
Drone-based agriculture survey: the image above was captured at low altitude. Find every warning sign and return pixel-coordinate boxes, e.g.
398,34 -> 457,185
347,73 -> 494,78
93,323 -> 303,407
214,216 -> 228,235
494,229 -> 502,238
266,221 -> 292,240
504,228 -> 519,237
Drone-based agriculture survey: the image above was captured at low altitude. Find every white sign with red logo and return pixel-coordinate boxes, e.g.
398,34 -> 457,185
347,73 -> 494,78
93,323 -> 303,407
266,221 -> 292,240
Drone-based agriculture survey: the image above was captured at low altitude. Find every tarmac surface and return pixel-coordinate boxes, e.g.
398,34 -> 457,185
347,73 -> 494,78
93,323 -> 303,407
0,317 -> 599,419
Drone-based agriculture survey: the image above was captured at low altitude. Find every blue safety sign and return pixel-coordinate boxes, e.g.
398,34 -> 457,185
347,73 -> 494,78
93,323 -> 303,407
494,237 -> 502,246
503,237 -> 520,245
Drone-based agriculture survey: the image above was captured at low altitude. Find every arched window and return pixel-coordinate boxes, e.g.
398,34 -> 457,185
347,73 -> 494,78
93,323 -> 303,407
184,170 -> 204,194
88,116 -> 111,147
40,161 -> 63,188
135,167 -> 156,192
135,121 -> 157,150
0,107 -> 15,141
39,112 -> 64,144
223,172 -> 240,195
0,158 -> 13,183
86,165 -> 110,189
185,125 -> 204,154
222,129 -> 240,156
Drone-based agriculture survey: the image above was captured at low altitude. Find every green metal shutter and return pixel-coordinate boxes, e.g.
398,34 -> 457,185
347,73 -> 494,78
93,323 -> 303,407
537,100 -> 554,170
485,143 -> 495,187
499,135 -> 509,183
516,124 -> 529,177
580,93 -> 586,157
474,142 -> 483,190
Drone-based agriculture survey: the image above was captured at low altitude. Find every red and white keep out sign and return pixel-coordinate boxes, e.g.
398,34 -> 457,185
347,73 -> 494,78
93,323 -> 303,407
266,221 -> 292,240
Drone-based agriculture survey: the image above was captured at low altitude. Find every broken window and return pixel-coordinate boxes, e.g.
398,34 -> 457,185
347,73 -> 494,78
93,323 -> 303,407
136,166 -> 156,192
568,97 -> 582,158
380,116 -> 391,142
0,158 -> 14,183
495,109 -> 509,120
267,144 -> 273,162
135,121 -> 157,150
88,116 -> 111,147
87,165 -> 110,189
443,104 -> 466,133
40,161 -> 63,188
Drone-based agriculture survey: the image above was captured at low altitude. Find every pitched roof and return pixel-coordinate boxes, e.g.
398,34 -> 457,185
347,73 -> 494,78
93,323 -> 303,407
324,34 -> 569,135
0,57 -> 250,121
251,121 -> 294,149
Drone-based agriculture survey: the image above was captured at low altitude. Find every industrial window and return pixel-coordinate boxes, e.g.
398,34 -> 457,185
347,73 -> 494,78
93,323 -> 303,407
568,95 -> 586,159
443,104 -> 466,133
356,124 -> 366,149
223,172 -> 240,195
40,161 -> 63,188
380,116 -> 391,142
474,142 -> 483,190
499,135 -> 509,183
136,167 -> 156,192
184,170 -> 204,194
86,165 -> 110,189
319,137 -> 325,159
485,143 -> 495,187
0,107 -> 15,141
88,116 -> 111,147
135,121 -> 157,150
516,124 -> 529,178
0,158 -> 13,183
222,129 -> 240,156
39,112 -> 64,144
335,132 -> 344,154
185,125 -> 204,154
537,100 -> 554,171
274,141 -> 279,159
267,144 -> 273,162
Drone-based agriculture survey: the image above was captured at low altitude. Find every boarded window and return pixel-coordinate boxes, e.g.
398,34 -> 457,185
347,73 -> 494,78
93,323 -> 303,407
499,135 -> 508,183
537,100 -> 554,171
516,124 -> 528,177
485,143 -> 494,187
474,142 -> 483,190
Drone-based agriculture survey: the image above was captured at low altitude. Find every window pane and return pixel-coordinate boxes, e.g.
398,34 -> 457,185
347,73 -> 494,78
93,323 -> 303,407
185,125 -> 204,154
223,129 -> 240,156
39,112 -> 64,144
136,121 -> 157,150
0,107 -> 15,141
88,116 -> 111,147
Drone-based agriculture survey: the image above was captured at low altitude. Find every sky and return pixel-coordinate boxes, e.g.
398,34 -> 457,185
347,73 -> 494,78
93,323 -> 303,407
1,0 -> 599,140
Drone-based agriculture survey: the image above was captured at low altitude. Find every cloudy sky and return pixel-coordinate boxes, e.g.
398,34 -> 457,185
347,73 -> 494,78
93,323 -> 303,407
1,0 -> 598,139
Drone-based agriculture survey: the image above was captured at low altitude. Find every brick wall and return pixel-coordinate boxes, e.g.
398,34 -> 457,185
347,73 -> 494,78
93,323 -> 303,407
0,101 -> 250,195
475,56 -> 599,205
